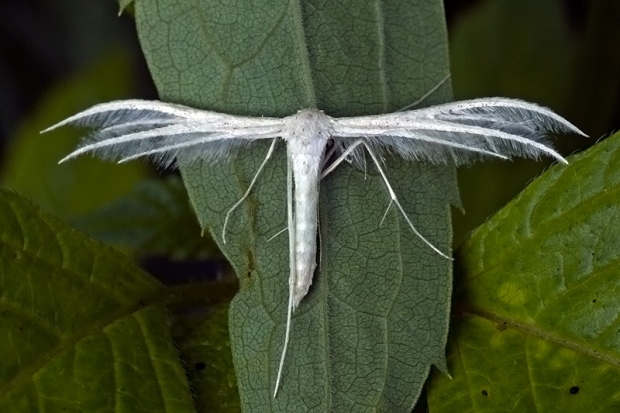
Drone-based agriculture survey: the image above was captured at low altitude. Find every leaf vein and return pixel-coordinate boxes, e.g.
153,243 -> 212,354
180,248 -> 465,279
464,306 -> 620,369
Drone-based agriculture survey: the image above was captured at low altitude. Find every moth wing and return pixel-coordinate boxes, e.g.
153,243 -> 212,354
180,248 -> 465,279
331,98 -> 586,165
42,100 -> 285,166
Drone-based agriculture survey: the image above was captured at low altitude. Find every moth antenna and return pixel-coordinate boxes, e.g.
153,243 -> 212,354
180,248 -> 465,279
222,138 -> 278,243
274,156 -> 297,398
397,73 -> 451,112
363,142 -> 452,260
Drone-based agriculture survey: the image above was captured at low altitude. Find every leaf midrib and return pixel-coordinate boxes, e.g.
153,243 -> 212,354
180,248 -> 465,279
457,304 -> 620,370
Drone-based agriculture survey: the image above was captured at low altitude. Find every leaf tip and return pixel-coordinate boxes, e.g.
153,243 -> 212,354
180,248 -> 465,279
433,358 -> 451,378
117,0 -> 135,16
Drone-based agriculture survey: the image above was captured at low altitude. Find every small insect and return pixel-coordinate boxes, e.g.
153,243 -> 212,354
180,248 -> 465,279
42,94 -> 585,396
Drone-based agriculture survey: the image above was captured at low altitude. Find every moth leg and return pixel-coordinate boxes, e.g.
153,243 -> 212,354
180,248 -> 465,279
321,140 -> 367,179
273,152 -> 297,398
362,142 -> 453,260
267,226 -> 288,242
222,138 -> 278,243
321,139 -> 450,258
321,144 -> 339,169
320,139 -> 365,179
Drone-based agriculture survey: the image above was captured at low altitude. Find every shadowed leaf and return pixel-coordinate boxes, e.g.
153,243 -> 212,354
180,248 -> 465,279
173,303 -> 240,413
73,176 -> 220,260
0,188 -> 194,412
1,52 -> 149,221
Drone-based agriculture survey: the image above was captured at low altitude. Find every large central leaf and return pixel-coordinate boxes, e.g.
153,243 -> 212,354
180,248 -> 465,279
132,0 -> 457,410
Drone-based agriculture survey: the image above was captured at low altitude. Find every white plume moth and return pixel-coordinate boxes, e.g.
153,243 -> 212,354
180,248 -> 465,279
42,94 -> 585,397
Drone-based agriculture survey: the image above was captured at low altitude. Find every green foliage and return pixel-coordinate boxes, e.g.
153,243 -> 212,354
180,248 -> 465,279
73,176 -> 220,260
0,188 -> 193,412
1,52 -> 149,221
131,0 -> 457,410
118,0 -> 134,14
173,303 -> 240,413
428,132 -> 620,412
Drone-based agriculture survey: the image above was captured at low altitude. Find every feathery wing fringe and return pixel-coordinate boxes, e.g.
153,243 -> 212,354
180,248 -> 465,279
331,98 -> 586,166
42,100 -> 285,167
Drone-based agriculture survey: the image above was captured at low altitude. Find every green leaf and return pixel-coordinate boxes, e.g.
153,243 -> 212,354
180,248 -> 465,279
132,0 -> 456,410
0,188 -> 194,412
118,0 -> 134,15
173,303 -> 240,413
73,176 -> 220,260
1,51 -> 149,221
428,132 -> 620,412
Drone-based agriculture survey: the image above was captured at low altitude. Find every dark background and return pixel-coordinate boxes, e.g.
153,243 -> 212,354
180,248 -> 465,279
0,0 -> 618,248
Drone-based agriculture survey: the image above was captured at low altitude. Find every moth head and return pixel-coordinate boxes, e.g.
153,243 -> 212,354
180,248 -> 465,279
283,108 -> 334,141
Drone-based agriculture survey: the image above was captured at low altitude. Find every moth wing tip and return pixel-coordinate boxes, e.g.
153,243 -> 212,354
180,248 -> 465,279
40,125 -> 56,134
58,154 -> 74,164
